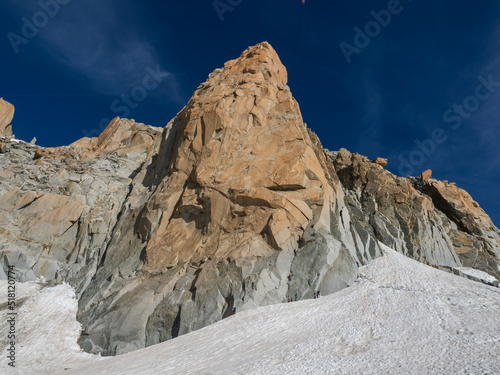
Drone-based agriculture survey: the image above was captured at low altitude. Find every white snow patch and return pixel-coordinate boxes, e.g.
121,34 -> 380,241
54,244 -> 500,375
0,281 -> 104,374
0,138 -> 35,146
454,267 -> 498,284
0,137 -> 36,146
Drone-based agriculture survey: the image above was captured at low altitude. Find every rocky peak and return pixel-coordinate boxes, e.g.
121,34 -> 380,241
417,179 -> 498,239
0,42 -> 499,357
203,42 -> 288,90
140,41 -> 328,274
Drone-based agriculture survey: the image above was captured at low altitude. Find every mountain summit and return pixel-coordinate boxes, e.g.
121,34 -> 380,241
0,42 -> 499,356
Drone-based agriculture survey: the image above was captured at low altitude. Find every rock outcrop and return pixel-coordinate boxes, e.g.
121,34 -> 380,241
331,148 -> 500,279
372,157 -> 388,168
420,169 -> 432,180
0,119 -> 162,283
0,98 -> 14,138
0,42 -> 499,356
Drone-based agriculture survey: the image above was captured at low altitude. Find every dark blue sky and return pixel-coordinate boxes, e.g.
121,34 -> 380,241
1,0 -> 499,226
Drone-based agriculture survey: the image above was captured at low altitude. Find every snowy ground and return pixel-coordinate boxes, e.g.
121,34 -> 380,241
454,267 -> 499,285
2,245 -> 500,374
0,281 -> 102,375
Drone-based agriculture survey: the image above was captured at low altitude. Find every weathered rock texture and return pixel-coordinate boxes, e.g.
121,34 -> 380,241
0,98 -> 14,138
331,148 -> 500,279
0,42 -> 499,356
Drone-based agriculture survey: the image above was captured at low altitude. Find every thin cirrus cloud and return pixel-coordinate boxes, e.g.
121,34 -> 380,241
6,0 -> 179,99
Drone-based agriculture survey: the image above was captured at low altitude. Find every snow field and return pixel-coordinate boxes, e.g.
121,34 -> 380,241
61,245 -> 500,374
0,281 -> 102,375
1,244 -> 500,374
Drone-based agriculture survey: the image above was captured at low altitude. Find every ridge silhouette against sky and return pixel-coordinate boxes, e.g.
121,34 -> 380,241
1,0 -> 499,226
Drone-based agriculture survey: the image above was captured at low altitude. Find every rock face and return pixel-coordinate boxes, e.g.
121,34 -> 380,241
0,42 -> 499,356
331,148 -> 500,279
0,119 -> 162,283
0,98 -> 14,138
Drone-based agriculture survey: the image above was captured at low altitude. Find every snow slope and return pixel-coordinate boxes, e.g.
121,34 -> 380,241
3,245 -> 500,374
454,267 -> 499,285
0,281 -> 102,375
61,245 -> 500,375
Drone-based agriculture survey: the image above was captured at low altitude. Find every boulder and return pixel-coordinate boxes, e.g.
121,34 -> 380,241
372,157 -> 388,168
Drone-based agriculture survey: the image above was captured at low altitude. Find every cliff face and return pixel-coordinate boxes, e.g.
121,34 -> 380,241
0,42 -> 499,356
331,149 -> 500,279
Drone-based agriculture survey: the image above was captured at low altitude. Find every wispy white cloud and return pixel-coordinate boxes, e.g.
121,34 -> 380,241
6,0 -> 181,100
